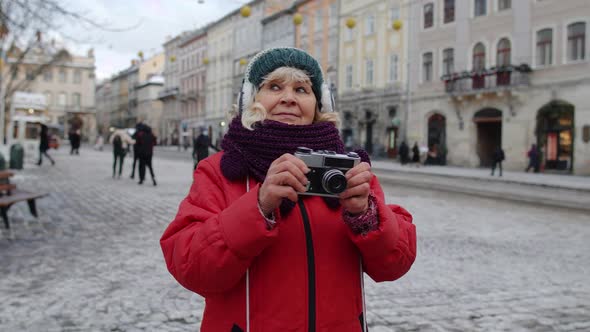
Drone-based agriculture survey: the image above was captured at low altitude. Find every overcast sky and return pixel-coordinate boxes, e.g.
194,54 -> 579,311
59,0 -> 243,80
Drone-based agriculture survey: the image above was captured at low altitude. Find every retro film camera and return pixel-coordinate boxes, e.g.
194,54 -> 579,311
294,147 -> 360,197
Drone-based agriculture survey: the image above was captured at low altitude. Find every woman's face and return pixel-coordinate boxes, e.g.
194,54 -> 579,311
256,77 -> 317,125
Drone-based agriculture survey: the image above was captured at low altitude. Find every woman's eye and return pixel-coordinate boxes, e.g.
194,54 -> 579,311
296,87 -> 308,93
270,83 -> 280,91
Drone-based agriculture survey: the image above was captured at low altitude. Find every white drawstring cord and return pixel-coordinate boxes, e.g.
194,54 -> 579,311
360,257 -> 367,332
246,176 -> 251,332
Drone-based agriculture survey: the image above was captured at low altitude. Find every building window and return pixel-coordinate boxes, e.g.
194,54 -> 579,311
424,3 -> 434,29
71,93 -> 81,107
366,14 -> 375,36
26,67 -> 34,81
73,70 -> 82,83
329,3 -> 337,26
346,64 -> 353,89
474,0 -> 487,17
43,69 -> 53,82
442,48 -> 454,75
315,42 -> 322,64
315,9 -> 322,32
498,0 -> 511,11
473,43 -> 486,71
567,22 -> 586,61
423,52 -> 433,82
444,0 -> 455,23
58,92 -> 66,106
44,92 -> 52,106
390,6 -> 400,24
389,54 -> 399,82
300,15 -> 307,35
365,59 -> 374,85
59,69 -> 67,83
345,26 -> 354,41
536,28 -> 553,66
496,38 -> 511,66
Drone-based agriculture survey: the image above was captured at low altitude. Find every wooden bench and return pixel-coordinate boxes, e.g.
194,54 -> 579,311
0,170 -> 48,229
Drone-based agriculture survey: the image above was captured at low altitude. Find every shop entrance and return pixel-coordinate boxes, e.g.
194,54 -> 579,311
536,100 -> 574,172
474,108 -> 502,167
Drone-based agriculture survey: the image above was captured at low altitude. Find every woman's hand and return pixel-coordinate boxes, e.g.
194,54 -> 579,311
258,153 -> 309,216
340,162 -> 372,215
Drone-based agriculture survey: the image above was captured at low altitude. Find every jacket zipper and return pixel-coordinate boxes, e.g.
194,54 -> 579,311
298,198 -> 316,332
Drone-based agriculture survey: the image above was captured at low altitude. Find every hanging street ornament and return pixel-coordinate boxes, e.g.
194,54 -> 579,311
393,19 -> 402,31
239,58 -> 248,66
203,57 -> 209,65
170,55 -> 176,62
345,17 -> 356,29
293,13 -> 303,25
240,5 -> 251,18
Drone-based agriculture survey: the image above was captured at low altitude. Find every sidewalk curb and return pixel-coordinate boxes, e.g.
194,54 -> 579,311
371,165 -> 590,193
375,172 -> 590,213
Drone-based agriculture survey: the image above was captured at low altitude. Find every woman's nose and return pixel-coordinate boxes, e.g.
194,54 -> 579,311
280,88 -> 296,106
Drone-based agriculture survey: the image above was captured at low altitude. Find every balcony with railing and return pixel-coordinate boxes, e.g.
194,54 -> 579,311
158,87 -> 179,100
442,64 -> 532,97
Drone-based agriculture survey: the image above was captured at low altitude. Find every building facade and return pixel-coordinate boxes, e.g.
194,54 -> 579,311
262,4 -> 297,50
4,46 -> 97,142
337,0 -> 408,157
178,28 -> 208,145
407,0 -> 590,175
159,35 -> 182,146
205,14 -> 235,148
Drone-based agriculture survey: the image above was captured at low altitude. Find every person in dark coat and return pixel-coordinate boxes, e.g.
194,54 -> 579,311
491,145 -> 505,176
130,122 -> 146,179
412,142 -> 420,166
37,123 -> 55,166
69,129 -> 81,155
399,141 -> 410,165
193,127 -> 211,170
525,144 -> 540,173
136,125 -> 157,186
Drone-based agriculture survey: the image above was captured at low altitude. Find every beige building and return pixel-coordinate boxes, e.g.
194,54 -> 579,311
159,35 -> 182,146
407,0 -> 590,175
206,14 -> 234,148
337,0 -> 408,157
178,28 -> 208,145
4,45 -> 96,141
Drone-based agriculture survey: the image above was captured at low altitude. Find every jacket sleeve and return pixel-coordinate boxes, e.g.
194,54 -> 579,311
160,159 -> 279,297
347,176 -> 417,282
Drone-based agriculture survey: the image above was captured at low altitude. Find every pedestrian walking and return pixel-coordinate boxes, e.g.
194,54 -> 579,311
135,125 -> 157,186
160,47 -> 417,332
192,126 -> 211,170
130,123 -> 144,180
399,140 -> 410,165
94,132 -> 104,151
69,129 -> 81,155
491,145 -> 505,176
36,123 -> 55,166
525,144 -> 540,173
412,141 -> 420,167
109,129 -> 135,179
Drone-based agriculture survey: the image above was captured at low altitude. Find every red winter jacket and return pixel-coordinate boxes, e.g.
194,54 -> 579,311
160,152 -> 416,331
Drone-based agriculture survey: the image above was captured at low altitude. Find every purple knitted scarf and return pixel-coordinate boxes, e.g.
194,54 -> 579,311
220,116 -> 370,215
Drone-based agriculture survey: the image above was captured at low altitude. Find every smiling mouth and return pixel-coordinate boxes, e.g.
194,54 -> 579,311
274,113 -> 299,118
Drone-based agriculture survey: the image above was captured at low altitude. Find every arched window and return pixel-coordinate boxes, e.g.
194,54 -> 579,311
567,22 -> 586,61
473,43 -> 486,71
536,28 -> 553,66
496,38 -> 511,66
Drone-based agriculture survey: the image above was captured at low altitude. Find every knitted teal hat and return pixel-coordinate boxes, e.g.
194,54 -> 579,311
238,47 -> 335,114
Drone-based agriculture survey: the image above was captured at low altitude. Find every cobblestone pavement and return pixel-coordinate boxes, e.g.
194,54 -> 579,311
0,148 -> 588,332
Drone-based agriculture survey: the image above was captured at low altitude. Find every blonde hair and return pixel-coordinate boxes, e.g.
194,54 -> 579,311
241,67 -> 340,130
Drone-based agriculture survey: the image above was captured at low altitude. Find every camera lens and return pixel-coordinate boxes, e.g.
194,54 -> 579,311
322,169 -> 347,194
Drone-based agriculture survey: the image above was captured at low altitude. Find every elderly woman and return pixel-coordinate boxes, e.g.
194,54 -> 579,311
160,48 -> 416,332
